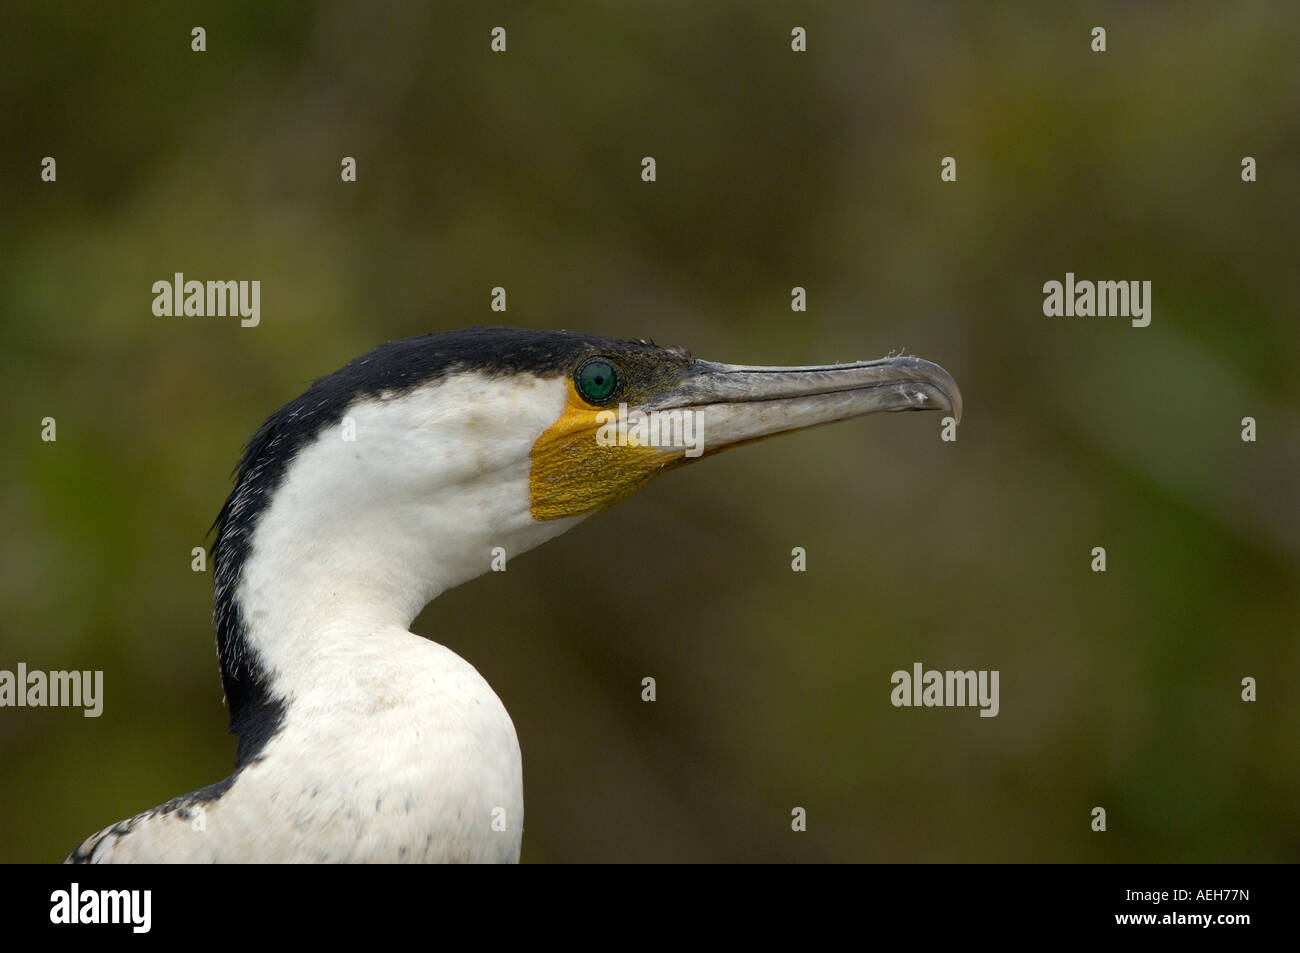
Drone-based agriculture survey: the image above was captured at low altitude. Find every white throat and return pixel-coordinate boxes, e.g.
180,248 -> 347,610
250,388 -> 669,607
237,371 -> 582,703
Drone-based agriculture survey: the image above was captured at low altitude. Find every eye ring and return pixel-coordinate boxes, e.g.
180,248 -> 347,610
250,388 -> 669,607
575,357 -> 621,405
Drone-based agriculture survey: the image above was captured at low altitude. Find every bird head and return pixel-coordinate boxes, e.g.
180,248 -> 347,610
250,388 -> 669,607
212,327 -> 961,720
526,333 -> 961,520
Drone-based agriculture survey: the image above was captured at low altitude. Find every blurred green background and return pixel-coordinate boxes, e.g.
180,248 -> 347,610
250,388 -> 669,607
1,2 -> 1297,863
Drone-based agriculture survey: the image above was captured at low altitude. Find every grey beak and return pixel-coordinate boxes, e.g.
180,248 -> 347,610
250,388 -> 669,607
642,355 -> 962,455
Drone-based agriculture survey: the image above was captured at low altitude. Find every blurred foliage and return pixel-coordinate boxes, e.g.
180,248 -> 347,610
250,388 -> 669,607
1,1 -> 1297,862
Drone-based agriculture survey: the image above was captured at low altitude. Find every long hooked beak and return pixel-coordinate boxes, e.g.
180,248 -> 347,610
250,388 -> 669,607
645,355 -> 962,456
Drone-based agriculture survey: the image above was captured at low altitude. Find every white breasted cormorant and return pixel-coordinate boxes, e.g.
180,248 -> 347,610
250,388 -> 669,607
67,326 -> 961,863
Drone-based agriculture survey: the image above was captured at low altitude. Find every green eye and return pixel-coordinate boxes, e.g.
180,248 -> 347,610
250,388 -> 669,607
575,358 -> 620,404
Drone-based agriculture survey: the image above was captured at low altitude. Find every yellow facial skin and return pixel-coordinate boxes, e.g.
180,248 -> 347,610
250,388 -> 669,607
529,380 -> 679,521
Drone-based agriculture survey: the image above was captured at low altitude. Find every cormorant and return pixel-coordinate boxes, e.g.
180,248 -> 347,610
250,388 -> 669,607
67,326 -> 961,863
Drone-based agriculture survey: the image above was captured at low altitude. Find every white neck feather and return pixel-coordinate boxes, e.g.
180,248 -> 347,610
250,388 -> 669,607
237,371 -> 582,703
83,372 -> 588,862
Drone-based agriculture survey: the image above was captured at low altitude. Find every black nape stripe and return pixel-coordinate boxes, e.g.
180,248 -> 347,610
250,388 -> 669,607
209,327 -> 684,762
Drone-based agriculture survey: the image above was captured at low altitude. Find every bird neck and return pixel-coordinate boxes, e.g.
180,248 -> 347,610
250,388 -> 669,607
232,490 -> 456,700
211,378 -> 585,754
